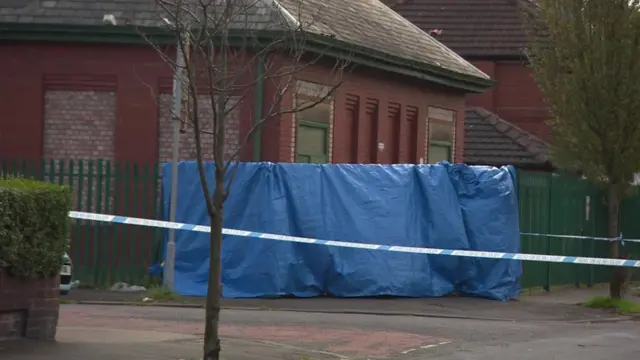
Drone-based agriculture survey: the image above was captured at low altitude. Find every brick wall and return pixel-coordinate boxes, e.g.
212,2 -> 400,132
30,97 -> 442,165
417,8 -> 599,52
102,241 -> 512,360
44,91 -> 116,160
158,94 -> 241,163
0,270 -> 59,341
494,62 -> 550,140
43,90 -> 117,212
283,60 -> 467,165
468,60 -> 550,140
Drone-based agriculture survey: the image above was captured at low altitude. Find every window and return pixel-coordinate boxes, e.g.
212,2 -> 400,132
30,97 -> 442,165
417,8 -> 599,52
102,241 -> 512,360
427,107 -> 455,163
297,122 -> 328,163
428,142 -> 452,163
295,90 -> 332,163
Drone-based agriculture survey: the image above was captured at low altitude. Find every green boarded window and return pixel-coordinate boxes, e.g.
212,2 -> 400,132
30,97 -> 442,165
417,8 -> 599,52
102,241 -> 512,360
296,93 -> 331,164
297,123 -> 328,163
427,107 -> 455,164
428,143 -> 452,163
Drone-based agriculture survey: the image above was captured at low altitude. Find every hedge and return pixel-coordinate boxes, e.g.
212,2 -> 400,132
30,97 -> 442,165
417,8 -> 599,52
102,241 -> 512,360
0,178 -> 72,278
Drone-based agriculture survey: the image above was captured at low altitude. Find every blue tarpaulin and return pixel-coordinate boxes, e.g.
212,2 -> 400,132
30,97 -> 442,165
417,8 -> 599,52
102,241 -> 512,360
162,162 -> 521,301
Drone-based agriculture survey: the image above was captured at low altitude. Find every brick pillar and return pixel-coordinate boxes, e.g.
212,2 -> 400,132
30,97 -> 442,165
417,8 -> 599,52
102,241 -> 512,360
0,270 -> 59,341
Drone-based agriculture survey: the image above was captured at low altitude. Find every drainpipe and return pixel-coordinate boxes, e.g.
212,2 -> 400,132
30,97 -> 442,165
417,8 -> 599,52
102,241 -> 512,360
253,55 -> 265,161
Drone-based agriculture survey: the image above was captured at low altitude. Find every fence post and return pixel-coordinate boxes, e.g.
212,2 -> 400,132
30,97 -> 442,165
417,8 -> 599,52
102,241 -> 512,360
11,158 -> 18,177
141,164 -> 151,284
75,160 -> 85,284
544,174 -> 553,292
132,163 -> 140,283
86,160 -> 96,286
47,159 -> 55,183
112,162 -> 122,282
151,163 -> 162,283
123,162 -> 131,283
103,161 -> 112,285
95,159 -> 105,286
20,158 -> 27,175
57,160 -> 65,186
68,159 -> 75,280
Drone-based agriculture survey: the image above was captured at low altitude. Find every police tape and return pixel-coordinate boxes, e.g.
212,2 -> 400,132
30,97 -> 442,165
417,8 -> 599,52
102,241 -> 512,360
68,211 -> 640,268
520,232 -> 614,241
520,232 -> 640,244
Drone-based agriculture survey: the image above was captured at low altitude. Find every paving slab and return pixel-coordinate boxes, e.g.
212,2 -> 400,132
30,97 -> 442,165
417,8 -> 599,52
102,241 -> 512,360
1,327 -> 341,360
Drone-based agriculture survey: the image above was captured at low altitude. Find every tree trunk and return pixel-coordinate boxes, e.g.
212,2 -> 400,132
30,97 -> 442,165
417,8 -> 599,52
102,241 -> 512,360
607,184 -> 624,299
203,174 -> 225,360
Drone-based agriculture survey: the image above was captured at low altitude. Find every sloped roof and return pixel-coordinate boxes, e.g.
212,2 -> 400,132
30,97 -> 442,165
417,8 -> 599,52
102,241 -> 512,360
0,0 -> 490,82
382,0 -> 537,58
465,108 -> 549,167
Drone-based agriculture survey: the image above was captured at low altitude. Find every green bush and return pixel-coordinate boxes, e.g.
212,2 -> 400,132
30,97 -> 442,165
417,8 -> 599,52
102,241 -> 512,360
0,178 -> 72,278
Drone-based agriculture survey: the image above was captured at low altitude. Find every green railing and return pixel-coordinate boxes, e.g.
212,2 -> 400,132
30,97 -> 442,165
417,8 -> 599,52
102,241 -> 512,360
2,157 -> 638,291
518,170 -> 640,291
1,158 -> 163,288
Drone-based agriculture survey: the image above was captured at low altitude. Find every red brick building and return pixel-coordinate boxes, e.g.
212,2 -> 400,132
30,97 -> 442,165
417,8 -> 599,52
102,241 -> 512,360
384,0 -> 551,169
0,0 -> 492,166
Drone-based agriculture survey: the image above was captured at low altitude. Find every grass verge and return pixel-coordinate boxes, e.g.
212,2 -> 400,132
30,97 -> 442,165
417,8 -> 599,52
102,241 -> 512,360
583,296 -> 640,314
143,286 -> 178,302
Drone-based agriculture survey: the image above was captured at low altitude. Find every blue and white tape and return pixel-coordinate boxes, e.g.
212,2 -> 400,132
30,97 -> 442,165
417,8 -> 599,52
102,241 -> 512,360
68,211 -> 640,268
520,232 -> 640,244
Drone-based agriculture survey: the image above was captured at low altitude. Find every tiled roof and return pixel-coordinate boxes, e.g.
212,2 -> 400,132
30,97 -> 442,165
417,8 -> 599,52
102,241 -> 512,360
464,108 -> 549,167
383,0 -> 537,58
0,0 -> 489,81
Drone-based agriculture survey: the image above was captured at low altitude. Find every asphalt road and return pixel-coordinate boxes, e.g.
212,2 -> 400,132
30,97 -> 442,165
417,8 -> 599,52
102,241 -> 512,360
52,304 -> 640,360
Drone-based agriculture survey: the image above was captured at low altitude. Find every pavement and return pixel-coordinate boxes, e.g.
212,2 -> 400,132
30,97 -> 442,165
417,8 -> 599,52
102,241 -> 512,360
4,300 -> 640,360
3,286 -> 640,359
63,285 -> 631,322
1,328 -> 339,360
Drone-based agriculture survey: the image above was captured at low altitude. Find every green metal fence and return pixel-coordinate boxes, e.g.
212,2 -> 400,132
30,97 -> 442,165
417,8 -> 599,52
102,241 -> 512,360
2,157 -> 639,290
518,170 -> 640,290
1,158 -> 163,288
619,186 -> 640,282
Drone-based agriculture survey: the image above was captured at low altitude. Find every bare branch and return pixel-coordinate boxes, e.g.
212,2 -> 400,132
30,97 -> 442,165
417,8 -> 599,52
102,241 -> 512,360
132,1 -> 354,355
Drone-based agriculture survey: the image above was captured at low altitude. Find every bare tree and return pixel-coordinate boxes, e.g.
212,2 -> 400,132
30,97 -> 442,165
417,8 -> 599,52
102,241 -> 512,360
525,0 -> 640,299
137,0 -> 349,358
